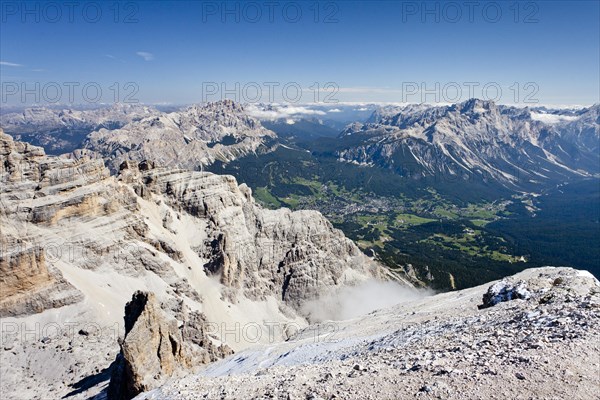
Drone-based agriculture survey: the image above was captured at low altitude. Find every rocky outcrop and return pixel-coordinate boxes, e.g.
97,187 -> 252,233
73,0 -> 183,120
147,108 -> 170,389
479,280 -> 531,309
108,291 -> 186,399
479,267 -> 599,309
0,241 -> 83,316
133,166 -> 395,307
0,132 -> 97,316
108,291 -> 232,400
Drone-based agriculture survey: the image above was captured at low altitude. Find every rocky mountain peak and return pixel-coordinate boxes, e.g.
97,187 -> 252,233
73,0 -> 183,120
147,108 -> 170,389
336,100 -> 598,189
457,98 -> 498,114
83,100 -> 276,173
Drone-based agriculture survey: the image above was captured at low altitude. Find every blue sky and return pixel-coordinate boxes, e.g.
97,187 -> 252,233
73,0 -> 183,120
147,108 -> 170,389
1,0 -> 598,105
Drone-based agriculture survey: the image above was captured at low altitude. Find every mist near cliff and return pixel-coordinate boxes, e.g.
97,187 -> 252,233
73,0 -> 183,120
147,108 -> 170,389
301,280 -> 433,323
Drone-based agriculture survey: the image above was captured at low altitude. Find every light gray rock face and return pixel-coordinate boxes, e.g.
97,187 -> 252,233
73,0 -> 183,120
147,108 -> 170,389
84,100 -> 277,173
0,131 -> 388,399
1,130 -> 382,317
0,131 -> 106,316
338,100 -> 600,189
130,165 -> 390,307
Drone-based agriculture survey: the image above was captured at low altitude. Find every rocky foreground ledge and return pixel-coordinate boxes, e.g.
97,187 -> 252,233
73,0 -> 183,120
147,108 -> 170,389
142,267 -> 600,400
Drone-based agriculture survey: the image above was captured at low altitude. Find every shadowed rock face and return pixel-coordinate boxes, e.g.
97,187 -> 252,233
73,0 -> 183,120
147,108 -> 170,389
108,291 -> 233,400
108,291 -> 189,399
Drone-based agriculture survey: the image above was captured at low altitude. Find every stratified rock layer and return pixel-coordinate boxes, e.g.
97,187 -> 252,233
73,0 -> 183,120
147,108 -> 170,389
0,131 -> 388,399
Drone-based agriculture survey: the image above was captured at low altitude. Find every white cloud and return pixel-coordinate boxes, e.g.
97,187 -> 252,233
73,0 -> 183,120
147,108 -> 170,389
530,112 -> 579,124
246,104 -> 326,120
283,106 -> 327,116
106,54 -> 128,64
0,61 -> 22,67
327,108 -> 342,113
136,52 -> 154,61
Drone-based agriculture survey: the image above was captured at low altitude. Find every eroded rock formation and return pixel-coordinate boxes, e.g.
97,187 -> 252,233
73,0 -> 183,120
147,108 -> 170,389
108,291 -> 232,400
0,131 -> 390,399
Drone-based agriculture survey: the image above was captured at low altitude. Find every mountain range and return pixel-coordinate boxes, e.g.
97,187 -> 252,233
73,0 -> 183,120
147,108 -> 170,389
0,103 -> 157,155
1,98 -> 599,399
336,99 -> 599,191
3,99 -> 597,194
83,100 -> 277,173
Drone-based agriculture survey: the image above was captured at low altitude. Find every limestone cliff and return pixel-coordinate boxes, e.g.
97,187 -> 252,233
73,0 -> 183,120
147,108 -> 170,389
0,131 -> 392,399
